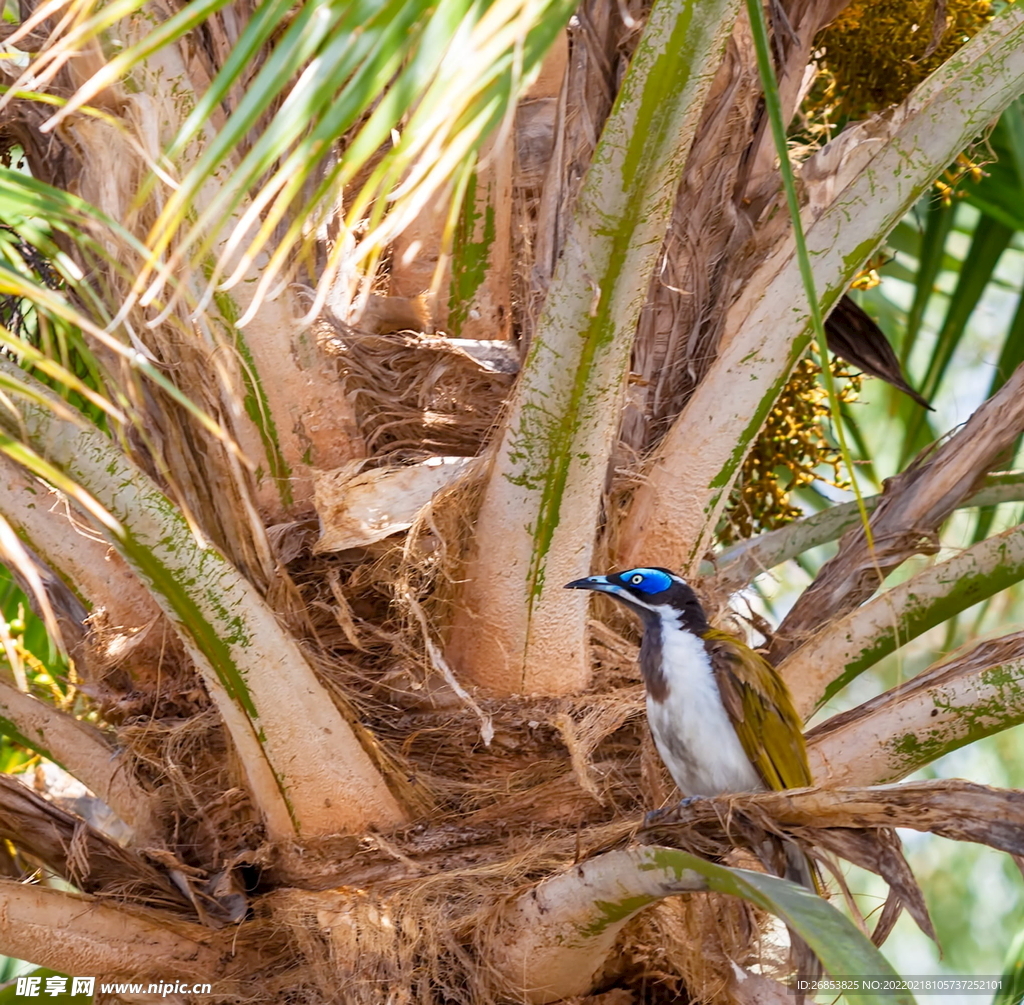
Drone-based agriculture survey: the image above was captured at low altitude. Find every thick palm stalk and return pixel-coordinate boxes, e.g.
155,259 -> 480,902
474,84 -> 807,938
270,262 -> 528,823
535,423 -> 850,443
772,361 -> 1024,664
0,680 -> 156,834
0,882 -> 220,983
126,37 -> 366,517
620,6 -> 1024,573
488,846 -> 907,1005
807,632 -> 1024,786
489,847 -> 707,1002
780,522 -> 1024,717
0,452 -> 168,663
448,0 -> 741,694
4,16 -> 365,520
648,780 -> 1024,853
0,359 -> 404,839
707,471 -> 1024,594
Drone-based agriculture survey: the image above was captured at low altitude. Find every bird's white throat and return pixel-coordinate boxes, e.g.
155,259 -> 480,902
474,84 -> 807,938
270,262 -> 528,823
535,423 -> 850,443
644,615 -> 762,797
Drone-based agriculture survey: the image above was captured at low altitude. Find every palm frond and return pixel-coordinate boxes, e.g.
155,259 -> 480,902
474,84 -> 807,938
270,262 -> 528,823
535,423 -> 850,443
14,0 -> 576,326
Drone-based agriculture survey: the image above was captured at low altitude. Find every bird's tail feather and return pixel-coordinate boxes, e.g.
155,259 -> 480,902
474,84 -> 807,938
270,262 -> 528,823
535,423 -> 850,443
784,839 -> 824,897
783,840 -> 824,988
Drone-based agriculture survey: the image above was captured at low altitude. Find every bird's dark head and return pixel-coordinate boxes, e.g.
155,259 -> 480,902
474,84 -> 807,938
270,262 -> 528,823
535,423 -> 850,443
564,567 -> 708,632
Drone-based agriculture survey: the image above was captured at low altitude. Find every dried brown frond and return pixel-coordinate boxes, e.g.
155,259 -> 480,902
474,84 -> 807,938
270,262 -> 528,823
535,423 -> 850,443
321,323 -> 513,462
623,893 -> 766,1003
117,708 -> 261,870
772,362 -> 1024,662
0,774 -> 188,908
259,813 -> 761,1005
222,779 -> 1024,1005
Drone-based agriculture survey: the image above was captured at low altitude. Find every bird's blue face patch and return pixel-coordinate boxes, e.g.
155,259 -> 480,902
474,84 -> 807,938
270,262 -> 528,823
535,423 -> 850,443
617,568 -> 673,595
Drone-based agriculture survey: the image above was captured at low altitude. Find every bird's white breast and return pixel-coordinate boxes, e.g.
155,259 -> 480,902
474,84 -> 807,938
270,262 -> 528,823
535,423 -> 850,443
646,621 -> 763,797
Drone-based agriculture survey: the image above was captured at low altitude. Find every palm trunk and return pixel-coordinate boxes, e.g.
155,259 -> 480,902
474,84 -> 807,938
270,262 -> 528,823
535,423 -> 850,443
0,358 -> 405,839
448,0 -> 741,694
620,7 -> 1024,572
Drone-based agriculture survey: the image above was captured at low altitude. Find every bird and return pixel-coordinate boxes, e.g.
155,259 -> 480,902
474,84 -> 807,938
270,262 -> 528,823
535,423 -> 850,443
565,567 -> 812,801
564,565 -> 824,967
825,296 -> 933,410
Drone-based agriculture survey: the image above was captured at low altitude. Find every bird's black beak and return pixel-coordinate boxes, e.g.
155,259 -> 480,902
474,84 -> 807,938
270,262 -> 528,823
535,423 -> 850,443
566,574 -> 648,619
564,575 -> 617,593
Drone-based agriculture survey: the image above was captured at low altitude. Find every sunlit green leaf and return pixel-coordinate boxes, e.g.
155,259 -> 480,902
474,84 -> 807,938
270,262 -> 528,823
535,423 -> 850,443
642,848 -> 916,1005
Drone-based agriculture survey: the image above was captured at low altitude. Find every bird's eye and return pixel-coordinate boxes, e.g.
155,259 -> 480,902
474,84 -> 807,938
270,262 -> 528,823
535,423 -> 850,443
630,574 -> 644,585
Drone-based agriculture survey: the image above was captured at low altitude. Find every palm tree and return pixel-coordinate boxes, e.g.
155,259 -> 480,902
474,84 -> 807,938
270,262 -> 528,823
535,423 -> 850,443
3,0 -> 1024,1000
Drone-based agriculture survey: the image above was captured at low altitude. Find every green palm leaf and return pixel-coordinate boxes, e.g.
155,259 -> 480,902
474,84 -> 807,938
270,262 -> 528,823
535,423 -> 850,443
23,0 -> 576,324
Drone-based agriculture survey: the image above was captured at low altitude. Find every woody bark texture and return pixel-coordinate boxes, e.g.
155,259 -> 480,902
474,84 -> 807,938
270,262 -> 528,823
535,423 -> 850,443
447,0 -> 741,695
780,521 -> 1024,717
0,881 -> 220,981
617,7 -> 1024,572
626,0 -> 848,454
806,632 -> 1024,786
652,778 -> 1024,853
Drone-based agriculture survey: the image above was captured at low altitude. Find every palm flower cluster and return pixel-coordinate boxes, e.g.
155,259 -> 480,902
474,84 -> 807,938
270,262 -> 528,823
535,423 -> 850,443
718,357 -> 860,546
812,0 -> 992,121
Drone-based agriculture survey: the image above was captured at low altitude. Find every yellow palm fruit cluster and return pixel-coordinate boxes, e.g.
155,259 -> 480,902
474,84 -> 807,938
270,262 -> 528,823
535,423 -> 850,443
718,358 -> 860,546
812,0 -> 992,121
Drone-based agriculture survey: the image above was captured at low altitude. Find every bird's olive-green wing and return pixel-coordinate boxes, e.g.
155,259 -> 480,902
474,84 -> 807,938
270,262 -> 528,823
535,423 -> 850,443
703,629 -> 812,791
